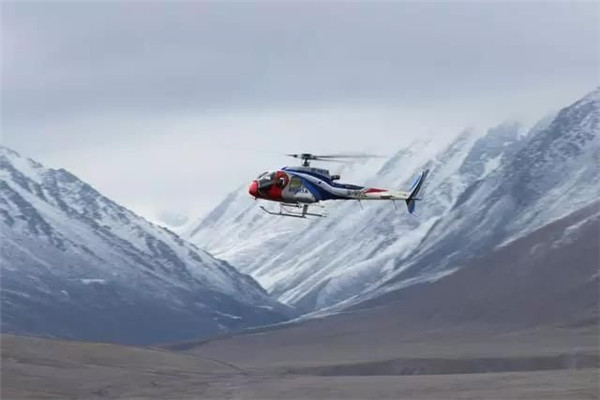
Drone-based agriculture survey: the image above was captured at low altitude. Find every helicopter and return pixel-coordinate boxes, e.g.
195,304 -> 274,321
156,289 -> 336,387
248,153 -> 429,218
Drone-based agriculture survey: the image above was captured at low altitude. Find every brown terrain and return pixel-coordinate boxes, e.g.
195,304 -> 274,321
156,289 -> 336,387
2,206 -> 598,399
2,330 -> 598,400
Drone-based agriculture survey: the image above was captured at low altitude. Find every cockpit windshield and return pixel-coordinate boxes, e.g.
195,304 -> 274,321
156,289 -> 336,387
256,171 -> 276,189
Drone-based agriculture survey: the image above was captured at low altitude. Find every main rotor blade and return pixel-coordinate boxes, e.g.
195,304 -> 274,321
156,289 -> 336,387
286,153 -> 314,158
314,153 -> 385,159
310,158 -> 352,164
286,153 -> 385,160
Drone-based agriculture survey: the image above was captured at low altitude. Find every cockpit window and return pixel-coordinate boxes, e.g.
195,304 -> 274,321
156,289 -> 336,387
256,171 -> 269,180
257,171 -> 275,181
257,171 -> 276,189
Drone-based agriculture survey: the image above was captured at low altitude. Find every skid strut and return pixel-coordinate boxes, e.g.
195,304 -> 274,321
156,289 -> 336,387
260,203 -> 325,218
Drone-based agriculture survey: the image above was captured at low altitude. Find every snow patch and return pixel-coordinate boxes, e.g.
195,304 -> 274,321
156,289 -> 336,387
213,311 -> 243,320
79,279 -> 107,285
482,154 -> 502,177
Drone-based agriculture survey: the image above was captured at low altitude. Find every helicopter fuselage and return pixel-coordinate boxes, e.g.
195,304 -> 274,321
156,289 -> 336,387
249,153 -> 429,217
248,166 -> 414,204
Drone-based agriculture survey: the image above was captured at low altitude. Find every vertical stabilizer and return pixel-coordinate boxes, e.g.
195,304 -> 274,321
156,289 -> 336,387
405,169 -> 429,214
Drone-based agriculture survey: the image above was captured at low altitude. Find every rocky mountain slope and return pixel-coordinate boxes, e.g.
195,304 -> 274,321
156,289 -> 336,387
0,147 -> 292,345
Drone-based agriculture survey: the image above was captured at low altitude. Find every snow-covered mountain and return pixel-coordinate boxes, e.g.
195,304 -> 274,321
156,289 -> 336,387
184,88 -> 599,312
367,88 -> 599,304
0,147 -> 293,345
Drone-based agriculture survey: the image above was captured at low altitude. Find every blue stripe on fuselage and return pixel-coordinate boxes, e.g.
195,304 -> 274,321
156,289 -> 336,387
282,167 -> 365,191
301,178 -> 324,201
282,167 -> 333,184
286,171 -> 338,201
301,177 -> 340,200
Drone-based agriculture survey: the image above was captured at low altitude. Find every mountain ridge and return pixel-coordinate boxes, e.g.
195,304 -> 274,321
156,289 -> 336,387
183,88 -> 599,313
0,146 -> 293,345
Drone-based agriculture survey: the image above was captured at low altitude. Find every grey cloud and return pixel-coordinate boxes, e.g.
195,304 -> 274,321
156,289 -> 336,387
1,2 -> 598,219
3,2 -> 598,125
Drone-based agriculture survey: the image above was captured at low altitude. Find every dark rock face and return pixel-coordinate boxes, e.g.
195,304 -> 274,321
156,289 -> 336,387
0,147 -> 293,345
361,201 -> 600,328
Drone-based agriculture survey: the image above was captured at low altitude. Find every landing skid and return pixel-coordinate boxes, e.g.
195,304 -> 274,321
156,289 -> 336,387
259,203 -> 326,218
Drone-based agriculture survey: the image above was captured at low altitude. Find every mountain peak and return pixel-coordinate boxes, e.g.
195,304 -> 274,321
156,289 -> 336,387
1,148 -> 292,344
581,86 -> 600,103
0,145 -> 45,178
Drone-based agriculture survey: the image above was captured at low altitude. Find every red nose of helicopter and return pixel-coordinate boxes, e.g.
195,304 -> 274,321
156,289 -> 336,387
248,180 -> 259,198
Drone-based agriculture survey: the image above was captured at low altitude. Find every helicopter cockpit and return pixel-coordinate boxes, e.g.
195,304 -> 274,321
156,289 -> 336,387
256,171 -> 276,189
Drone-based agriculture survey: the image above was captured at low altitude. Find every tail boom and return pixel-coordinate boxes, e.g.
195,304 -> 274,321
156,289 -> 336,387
347,169 -> 429,212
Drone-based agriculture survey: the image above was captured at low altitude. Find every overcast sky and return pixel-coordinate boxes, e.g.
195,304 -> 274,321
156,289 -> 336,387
2,2 -> 598,224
